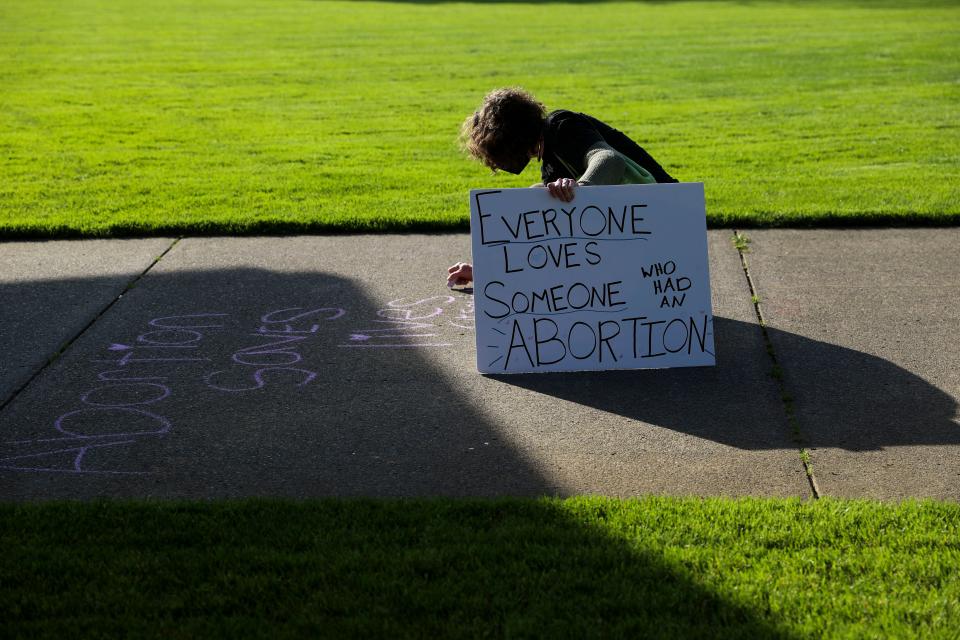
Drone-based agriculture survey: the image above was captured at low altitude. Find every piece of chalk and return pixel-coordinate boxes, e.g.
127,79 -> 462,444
447,281 -> 455,289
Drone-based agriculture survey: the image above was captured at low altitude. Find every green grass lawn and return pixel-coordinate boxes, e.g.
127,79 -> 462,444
1,0 -> 958,237
2,497 -> 958,638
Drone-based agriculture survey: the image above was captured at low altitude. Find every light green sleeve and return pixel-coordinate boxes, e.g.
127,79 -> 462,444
577,141 -> 656,186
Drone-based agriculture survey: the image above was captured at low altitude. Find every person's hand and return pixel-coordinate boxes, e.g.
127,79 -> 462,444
546,177 -> 577,202
447,262 -> 473,288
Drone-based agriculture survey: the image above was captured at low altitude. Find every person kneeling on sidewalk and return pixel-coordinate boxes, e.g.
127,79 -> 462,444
447,87 -> 678,288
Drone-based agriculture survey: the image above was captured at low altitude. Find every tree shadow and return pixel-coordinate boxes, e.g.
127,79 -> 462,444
0,264 -> 797,636
491,316 -> 959,452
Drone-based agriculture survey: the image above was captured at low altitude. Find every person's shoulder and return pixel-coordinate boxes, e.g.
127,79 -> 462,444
546,109 -> 587,125
546,110 -> 596,137
548,109 -> 604,132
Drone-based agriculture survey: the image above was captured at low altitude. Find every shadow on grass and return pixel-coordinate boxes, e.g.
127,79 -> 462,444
1,498 -> 798,638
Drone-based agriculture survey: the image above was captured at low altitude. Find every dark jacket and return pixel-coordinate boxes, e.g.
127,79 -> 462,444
540,110 -> 677,185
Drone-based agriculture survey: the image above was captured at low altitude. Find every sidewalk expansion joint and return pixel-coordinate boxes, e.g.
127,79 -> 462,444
0,236 -> 183,415
732,231 -> 822,499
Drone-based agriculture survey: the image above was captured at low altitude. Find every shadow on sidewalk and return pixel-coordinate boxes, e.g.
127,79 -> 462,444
2,269 -> 957,495
492,317 -> 959,452
0,267 -> 542,497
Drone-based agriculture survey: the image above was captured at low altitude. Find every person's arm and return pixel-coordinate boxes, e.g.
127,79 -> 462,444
544,141 -> 626,201
577,141 -> 626,185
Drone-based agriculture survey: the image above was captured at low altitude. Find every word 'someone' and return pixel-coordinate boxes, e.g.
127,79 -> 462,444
469,183 -> 715,374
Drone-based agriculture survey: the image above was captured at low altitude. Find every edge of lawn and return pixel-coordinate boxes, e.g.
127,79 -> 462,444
2,210 -> 959,240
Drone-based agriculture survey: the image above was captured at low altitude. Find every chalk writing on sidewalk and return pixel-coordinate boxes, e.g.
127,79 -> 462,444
338,295 -> 473,349
1,306 -> 343,475
2,294 -> 477,475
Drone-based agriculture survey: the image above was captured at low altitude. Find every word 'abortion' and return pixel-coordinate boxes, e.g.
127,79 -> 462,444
476,201 -> 651,245
494,314 -> 712,370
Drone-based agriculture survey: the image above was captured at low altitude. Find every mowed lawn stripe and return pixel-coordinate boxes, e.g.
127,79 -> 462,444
1,0 -> 958,237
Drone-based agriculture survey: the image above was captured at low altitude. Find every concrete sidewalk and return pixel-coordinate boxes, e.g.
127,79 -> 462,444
1,231 -> 957,501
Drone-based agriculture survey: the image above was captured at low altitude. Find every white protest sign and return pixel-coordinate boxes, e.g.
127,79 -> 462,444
470,183 -> 715,374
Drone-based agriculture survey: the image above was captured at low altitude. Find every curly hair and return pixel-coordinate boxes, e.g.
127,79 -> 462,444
460,88 -> 546,172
